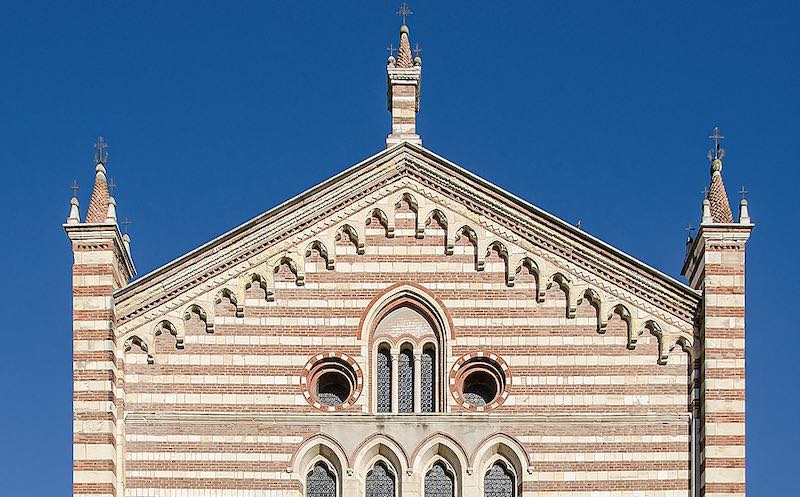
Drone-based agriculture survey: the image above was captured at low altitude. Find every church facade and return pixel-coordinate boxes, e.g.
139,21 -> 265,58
66,20 -> 752,497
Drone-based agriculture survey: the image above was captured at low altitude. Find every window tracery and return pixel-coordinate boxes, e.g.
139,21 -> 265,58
306,462 -> 336,497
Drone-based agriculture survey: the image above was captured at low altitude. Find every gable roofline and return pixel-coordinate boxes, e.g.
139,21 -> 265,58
116,142 -> 699,302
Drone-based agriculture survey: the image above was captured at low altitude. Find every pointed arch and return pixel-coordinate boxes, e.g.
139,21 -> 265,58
362,282 -> 454,413
411,432 -> 469,479
243,271 -> 273,301
352,433 -> 409,480
290,434 -> 349,497
470,432 -> 530,478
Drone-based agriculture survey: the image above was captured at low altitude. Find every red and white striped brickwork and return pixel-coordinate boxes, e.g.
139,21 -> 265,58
685,224 -> 752,497
67,225 -> 135,497
102,168 -> 701,497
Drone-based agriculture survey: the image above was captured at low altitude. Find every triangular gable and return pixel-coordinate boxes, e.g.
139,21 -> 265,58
115,142 -> 700,348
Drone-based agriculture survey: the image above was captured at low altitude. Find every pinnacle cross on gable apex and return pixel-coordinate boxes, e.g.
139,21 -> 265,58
386,4 -> 423,148
702,126 -> 735,224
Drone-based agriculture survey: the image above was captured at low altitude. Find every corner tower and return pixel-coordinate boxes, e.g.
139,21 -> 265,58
386,6 -> 422,147
683,128 -> 753,497
64,138 -> 135,497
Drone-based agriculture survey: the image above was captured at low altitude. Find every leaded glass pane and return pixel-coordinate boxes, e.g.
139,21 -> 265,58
421,348 -> 435,412
484,461 -> 514,497
307,462 -> 336,497
398,349 -> 414,413
377,348 -> 392,413
365,461 -> 395,497
424,461 -> 454,497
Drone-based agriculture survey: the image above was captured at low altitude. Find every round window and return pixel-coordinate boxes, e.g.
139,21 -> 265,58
462,370 -> 499,406
451,353 -> 509,410
316,370 -> 351,406
306,357 -> 359,409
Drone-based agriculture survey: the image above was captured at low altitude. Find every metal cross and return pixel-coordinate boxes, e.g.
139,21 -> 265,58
575,220 -> 582,229
70,180 -> 80,197
121,217 -> 132,234
396,3 -> 413,25
413,43 -> 422,57
707,127 -> 725,161
108,177 -> 117,196
685,224 -> 695,237
386,44 -> 396,57
701,186 -> 709,197
93,136 -> 108,164
739,186 -> 748,200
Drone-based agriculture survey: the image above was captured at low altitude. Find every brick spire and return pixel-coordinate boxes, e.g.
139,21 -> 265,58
85,163 -> 110,223
705,160 -> 734,223
703,127 -> 734,224
396,25 -> 414,68
85,137 -> 112,223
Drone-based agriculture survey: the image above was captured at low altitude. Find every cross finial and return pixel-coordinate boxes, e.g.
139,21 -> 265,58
739,186 -> 748,200
386,44 -> 396,57
93,136 -> 108,164
701,186 -> 709,198
413,43 -> 422,57
707,126 -> 725,161
70,180 -> 80,198
396,2 -> 413,25
121,217 -> 132,234
108,177 -> 117,196
685,224 -> 695,236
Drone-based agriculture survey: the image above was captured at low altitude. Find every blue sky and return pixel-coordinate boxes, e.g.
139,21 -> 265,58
1,1 -> 797,494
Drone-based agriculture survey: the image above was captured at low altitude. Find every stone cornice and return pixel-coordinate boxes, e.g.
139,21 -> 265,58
64,222 -> 136,279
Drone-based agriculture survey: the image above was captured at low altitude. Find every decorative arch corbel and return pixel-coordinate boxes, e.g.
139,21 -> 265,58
395,192 -> 423,238
305,239 -> 335,270
576,287 -> 604,331
215,287 -> 244,317
121,333 -> 154,364
454,225 -> 481,270
154,318 -> 184,349
546,272 -> 573,317
240,271 -> 274,302
366,206 -> 395,238
269,252 -> 305,287
183,303 -> 214,333
335,223 -> 365,255
424,208 -> 453,255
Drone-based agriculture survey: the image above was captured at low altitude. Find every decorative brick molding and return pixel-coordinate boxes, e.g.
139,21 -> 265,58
301,352 -> 364,412
449,352 -> 511,412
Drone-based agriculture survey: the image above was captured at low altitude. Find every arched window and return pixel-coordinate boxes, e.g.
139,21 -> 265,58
365,461 -> 396,497
398,348 -> 414,413
424,461 -> 454,497
306,461 -> 336,497
420,346 -> 436,413
484,461 -> 515,497
377,347 -> 392,413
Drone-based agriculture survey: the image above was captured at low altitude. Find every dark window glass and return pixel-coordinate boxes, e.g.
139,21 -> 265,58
424,461 -> 454,497
377,348 -> 392,413
484,461 -> 515,497
307,462 -> 336,497
421,348 -> 435,412
398,349 -> 414,413
365,461 -> 395,497
316,371 -> 349,406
